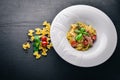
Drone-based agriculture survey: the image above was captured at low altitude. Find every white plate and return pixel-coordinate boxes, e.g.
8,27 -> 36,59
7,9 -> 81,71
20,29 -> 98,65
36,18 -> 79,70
50,5 -> 117,67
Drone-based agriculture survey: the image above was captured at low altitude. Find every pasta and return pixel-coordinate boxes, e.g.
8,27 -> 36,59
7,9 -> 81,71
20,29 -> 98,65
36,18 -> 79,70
66,22 -> 97,51
22,21 -> 52,59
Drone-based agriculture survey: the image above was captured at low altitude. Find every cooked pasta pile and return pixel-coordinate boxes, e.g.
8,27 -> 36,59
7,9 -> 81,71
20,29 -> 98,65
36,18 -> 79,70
66,22 -> 97,51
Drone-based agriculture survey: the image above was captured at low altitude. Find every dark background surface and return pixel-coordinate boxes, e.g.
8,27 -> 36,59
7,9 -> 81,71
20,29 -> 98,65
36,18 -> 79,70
0,0 -> 120,80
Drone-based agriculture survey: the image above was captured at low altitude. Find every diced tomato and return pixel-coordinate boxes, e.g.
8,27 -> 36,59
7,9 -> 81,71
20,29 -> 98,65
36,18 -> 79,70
41,36 -> 47,41
42,41 -> 48,47
71,41 -> 78,47
83,40 -> 88,46
91,35 -> 96,41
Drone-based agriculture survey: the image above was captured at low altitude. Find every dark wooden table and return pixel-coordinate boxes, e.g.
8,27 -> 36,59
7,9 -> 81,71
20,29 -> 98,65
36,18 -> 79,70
0,0 -> 120,80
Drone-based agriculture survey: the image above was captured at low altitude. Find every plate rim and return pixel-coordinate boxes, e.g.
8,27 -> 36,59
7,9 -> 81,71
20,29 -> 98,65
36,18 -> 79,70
50,5 -> 118,67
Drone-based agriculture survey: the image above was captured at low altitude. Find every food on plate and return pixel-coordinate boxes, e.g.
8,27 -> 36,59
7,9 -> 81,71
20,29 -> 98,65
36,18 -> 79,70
66,22 -> 97,51
22,21 -> 52,59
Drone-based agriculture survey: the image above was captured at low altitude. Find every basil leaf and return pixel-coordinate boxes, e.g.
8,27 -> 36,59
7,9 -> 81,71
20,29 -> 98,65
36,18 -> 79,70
83,31 -> 89,35
33,47 -> 39,52
74,29 -> 81,34
75,33 -> 83,41
34,35 -> 40,42
80,28 -> 85,32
